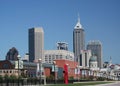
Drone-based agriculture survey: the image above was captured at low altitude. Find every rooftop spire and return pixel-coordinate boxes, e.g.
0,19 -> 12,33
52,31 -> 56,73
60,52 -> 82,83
78,13 -> 80,23
74,13 -> 82,29
109,56 -> 112,66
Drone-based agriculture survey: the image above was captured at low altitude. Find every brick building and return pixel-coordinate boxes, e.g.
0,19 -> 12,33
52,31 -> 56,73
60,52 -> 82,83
55,60 -> 78,79
0,59 -> 78,79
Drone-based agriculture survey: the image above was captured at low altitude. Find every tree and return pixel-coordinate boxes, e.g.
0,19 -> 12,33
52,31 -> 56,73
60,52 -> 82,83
4,74 -> 9,80
0,75 -> 3,81
10,75 -> 17,80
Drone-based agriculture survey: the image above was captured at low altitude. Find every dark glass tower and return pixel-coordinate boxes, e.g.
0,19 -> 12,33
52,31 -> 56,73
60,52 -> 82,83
29,27 -> 44,62
87,40 -> 102,68
6,47 -> 19,61
73,17 -> 85,64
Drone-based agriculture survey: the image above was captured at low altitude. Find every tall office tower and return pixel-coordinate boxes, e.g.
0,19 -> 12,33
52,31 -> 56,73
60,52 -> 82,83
29,27 -> 44,62
57,42 -> 68,50
87,40 -> 102,68
73,16 -> 85,63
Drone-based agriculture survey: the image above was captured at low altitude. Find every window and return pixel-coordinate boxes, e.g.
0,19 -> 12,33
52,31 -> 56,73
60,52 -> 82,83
4,71 -> 6,73
49,55 -> 51,57
0,70 -> 2,73
80,54 -> 82,66
56,55 -> 58,59
60,55 -> 62,59
3,64 -> 9,69
45,55 -> 47,57
85,53 -> 87,66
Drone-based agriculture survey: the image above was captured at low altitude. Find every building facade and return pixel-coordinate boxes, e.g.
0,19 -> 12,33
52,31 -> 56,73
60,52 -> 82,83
44,50 -> 74,64
29,27 -> 44,62
80,50 -> 91,67
87,40 -> 102,68
55,60 -> 78,79
73,17 -> 85,63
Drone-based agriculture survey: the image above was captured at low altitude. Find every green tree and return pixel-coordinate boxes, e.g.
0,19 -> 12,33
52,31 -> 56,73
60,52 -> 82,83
69,76 -> 74,80
10,74 -> 17,80
0,75 -> 3,81
4,74 -> 9,80
46,75 -> 54,80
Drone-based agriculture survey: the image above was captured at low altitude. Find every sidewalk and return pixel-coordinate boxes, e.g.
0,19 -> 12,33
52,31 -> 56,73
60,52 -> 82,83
95,81 -> 120,86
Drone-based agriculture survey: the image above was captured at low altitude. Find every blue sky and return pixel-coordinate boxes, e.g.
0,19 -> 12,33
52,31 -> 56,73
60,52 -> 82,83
0,0 -> 120,64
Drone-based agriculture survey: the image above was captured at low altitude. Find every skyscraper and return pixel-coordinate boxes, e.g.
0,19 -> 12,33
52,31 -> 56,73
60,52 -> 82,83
73,16 -> 85,64
87,40 -> 102,68
29,27 -> 44,62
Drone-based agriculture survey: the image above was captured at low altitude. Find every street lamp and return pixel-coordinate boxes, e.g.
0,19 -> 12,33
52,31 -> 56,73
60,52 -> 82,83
17,54 -> 21,86
38,58 -> 42,85
66,63 -> 69,84
76,65 -> 79,81
53,61 -> 56,84
66,64 -> 69,73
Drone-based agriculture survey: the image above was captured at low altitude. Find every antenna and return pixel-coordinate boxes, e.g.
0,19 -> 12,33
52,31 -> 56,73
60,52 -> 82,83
78,13 -> 80,23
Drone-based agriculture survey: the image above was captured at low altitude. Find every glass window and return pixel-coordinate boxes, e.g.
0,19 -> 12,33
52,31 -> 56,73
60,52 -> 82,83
60,55 -> 62,59
56,55 -> 58,58
49,55 -> 51,57
45,55 -> 47,57
3,64 -> 9,69
0,70 -> 2,73
4,71 -> 6,73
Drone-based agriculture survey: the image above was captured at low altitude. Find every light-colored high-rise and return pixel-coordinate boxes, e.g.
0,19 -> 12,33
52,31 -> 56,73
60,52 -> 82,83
87,40 -> 102,68
73,16 -> 85,64
80,50 -> 91,67
29,27 -> 44,62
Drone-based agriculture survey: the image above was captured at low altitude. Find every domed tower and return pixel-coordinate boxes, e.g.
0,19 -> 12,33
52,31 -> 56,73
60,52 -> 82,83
89,55 -> 98,69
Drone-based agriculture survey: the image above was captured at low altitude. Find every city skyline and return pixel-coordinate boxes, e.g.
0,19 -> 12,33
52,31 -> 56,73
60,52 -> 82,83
0,0 -> 120,64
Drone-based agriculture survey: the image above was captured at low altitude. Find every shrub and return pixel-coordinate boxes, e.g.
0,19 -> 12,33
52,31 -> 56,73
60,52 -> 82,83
97,77 -> 106,81
69,76 -> 74,80
89,75 -> 94,80
46,75 -> 54,80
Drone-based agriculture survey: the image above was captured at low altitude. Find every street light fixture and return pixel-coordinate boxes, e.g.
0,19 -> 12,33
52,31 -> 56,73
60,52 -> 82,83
66,64 -> 69,73
53,61 -> 56,84
38,58 -> 42,85
17,54 -> 21,86
76,65 -> 79,81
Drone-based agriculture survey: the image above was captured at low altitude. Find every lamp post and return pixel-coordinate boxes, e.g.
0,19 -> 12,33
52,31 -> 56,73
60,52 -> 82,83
38,58 -> 42,85
17,55 -> 21,86
53,61 -> 56,84
66,64 -> 69,70
77,65 -> 79,81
